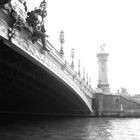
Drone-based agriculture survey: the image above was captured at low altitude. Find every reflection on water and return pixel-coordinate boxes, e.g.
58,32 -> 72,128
0,116 -> 140,140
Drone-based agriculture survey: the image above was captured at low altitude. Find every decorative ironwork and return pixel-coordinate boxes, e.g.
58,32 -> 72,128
78,59 -> 81,76
71,48 -> 74,69
59,30 -> 64,58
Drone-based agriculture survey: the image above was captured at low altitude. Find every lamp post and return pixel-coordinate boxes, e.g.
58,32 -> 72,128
71,48 -> 74,69
78,59 -> 81,76
89,77 -> 91,87
59,30 -> 64,58
86,73 -> 88,85
39,0 -> 47,18
83,67 -> 85,81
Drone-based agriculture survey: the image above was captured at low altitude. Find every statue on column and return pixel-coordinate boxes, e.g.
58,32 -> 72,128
100,43 -> 106,52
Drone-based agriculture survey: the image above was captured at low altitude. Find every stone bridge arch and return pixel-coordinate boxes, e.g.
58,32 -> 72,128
0,7 -> 95,115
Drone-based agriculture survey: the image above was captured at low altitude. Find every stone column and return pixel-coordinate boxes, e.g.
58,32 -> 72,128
96,46 -> 110,94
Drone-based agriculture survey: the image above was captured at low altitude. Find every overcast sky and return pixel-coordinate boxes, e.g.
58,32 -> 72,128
27,0 -> 140,95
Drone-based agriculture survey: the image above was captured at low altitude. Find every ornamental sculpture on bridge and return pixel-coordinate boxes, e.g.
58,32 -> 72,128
0,0 -> 50,53
26,0 -> 50,53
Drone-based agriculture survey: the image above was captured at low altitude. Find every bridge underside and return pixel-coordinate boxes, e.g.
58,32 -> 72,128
0,39 -> 91,116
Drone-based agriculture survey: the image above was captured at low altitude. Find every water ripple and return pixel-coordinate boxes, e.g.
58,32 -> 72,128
0,117 -> 140,140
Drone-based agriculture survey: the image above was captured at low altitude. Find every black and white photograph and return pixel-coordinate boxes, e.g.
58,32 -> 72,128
0,0 -> 140,139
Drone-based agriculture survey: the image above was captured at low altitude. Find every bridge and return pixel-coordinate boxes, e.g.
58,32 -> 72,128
0,2 -> 95,116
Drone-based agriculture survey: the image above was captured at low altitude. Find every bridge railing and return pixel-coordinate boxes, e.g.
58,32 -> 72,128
45,37 -> 95,99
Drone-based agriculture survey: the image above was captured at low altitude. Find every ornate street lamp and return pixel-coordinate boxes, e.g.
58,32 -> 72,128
71,48 -> 74,69
86,73 -> 88,85
59,30 -> 64,58
78,59 -> 81,76
83,67 -> 85,81
89,77 -> 91,87
39,0 -> 47,19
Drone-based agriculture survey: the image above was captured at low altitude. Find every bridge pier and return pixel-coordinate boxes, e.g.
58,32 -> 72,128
94,89 -> 103,116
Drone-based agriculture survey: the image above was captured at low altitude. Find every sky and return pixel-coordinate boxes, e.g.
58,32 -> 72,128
27,0 -> 140,95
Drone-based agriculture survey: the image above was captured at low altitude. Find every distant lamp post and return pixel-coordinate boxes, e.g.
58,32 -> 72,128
59,30 -> 64,58
71,48 -> 74,69
83,67 -> 85,81
86,73 -> 88,85
78,59 -> 81,76
89,77 -> 91,87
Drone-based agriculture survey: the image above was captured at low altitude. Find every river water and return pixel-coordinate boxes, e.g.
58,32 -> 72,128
0,116 -> 140,140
